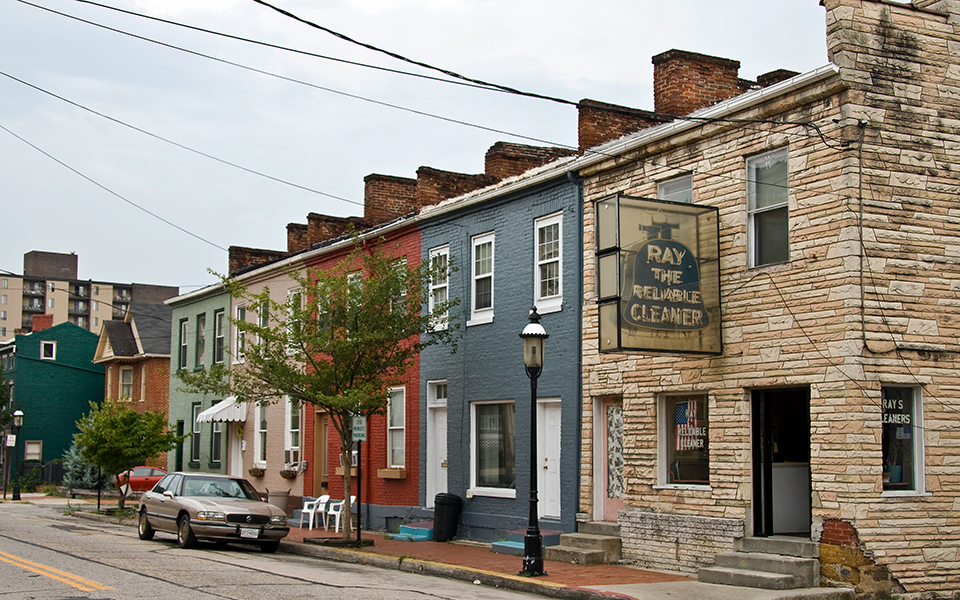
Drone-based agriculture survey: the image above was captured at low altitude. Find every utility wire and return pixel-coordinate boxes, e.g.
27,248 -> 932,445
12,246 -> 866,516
0,70 -> 363,208
0,122 -> 228,252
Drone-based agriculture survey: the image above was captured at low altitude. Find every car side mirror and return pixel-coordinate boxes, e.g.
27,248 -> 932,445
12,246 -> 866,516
163,490 -> 175,499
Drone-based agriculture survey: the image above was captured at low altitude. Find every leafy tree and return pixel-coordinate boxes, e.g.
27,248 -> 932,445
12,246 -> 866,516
0,362 -> 13,429
178,237 -> 458,537
75,399 -> 184,509
63,439 -> 110,491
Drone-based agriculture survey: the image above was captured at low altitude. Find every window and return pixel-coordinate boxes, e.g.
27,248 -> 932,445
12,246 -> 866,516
284,397 -> 300,465
387,387 -> 405,468
347,272 -> 362,337
40,341 -> 56,360
213,310 -> 225,364
391,259 -> 407,314
0,295 -> 5,305
75,316 -> 85,329
1,278 -> 6,288
658,174 -> 693,204
49,282 -> 55,292
535,213 -> 563,313
120,367 -> 133,399
24,441 -> 41,462
178,320 -> 188,370
191,404 -> 202,463
256,300 -> 269,348
196,314 -> 206,368
93,285 -> 99,296
1,311 -> 6,320
211,421 -> 222,464
472,401 -> 516,495
235,305 -> 246,363
48,298 -> 54,308
256,404 -> 268,465
286,289 -> 301,353
747,147 -> 789,267
92,301 -> 99,311
93,317 -> 99,327
470,232 -> 495,325
428,246 -> 449,330
659,395 -> 709,486
140,364 -> 147,401
0,328 -> 5,337
882,386 -> 924,493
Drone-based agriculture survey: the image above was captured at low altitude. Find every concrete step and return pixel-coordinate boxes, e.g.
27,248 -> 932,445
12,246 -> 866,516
395,523 -> 433,541
578,521 -> 620,537
555,532 -> 621,563
737,536 -> 818,558
491,540 -> 525,555
504,529 -> 563,547
714,552 -> 819,586
698,566 -> 802,590
543,544 -> 606,565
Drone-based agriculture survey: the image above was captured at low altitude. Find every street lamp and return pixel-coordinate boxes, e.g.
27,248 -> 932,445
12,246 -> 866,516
519,308 -> 548,576
12,410 -> 23,501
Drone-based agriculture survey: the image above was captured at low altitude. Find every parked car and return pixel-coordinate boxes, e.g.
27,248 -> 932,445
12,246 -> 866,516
137,472 -> 289,552
116,466 -> 167,492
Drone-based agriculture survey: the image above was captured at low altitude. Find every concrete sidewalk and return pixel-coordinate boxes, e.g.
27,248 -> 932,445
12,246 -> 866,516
16,493 -> 853,600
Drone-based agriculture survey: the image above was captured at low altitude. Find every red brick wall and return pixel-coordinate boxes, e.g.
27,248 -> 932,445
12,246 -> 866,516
820,518 -> 860,546
484,142 -> 576,179
415,167 -> 498,208
364,174 -> 418,225
228,246 -> 286,275
577,99 -> 667,152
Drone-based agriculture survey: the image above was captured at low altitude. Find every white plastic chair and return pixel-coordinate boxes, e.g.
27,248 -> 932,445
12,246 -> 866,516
298,495 -> 329,530
326,495 -> 356,533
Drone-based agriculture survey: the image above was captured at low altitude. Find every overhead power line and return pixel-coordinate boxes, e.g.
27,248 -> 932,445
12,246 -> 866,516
0,122 -> 229,253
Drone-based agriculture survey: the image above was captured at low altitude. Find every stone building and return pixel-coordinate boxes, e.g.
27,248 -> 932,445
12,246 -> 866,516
574,0 -> 960,597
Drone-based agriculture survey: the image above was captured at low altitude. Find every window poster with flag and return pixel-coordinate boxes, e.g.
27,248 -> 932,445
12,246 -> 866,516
665,395 -> 709,485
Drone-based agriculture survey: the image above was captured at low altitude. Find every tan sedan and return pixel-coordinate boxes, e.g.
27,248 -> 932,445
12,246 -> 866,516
137,472 -> 289,553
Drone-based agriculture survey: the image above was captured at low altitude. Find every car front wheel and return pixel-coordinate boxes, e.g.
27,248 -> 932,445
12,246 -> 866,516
177,515 -> 196,549
138,511 -> 155,541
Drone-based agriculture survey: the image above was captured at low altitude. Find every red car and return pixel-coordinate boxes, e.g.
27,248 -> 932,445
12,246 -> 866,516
117,467 -> 168,492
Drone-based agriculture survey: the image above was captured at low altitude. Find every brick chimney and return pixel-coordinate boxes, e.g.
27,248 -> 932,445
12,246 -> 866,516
484,142 -> 577,179
415,167 -> 498,208
757,69 -> 800,88
32,314 -> 54,332
363,174 -> 418,225
577,99 -> 669,153
228,246 -> 287,275
653,49 -> 743,117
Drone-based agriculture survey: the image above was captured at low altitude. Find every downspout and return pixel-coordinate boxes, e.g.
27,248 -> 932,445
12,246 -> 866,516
567,169 -> 584,531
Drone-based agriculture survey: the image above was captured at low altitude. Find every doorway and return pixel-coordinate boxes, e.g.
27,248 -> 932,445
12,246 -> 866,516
426,406 -> 448,507
537,400 -> 561,519
313,412 -> 329,497
752,388 -> 811,537
594,396 -> 624,522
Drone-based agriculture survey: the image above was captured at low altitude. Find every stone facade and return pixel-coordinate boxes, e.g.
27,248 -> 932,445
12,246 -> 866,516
576,0 -> 960,596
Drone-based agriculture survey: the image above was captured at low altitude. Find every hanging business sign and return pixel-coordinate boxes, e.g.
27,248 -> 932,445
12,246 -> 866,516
596,195 -> 721,355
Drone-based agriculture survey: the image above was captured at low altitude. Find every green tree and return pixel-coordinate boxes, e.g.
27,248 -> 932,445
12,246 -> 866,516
0,362 -> 12,429
75,399 -> 184,509
62,439 -> 110,491
178,238 -> 458,538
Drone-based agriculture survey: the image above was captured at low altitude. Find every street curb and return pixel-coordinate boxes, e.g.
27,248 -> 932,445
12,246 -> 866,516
280,540 -> 633,600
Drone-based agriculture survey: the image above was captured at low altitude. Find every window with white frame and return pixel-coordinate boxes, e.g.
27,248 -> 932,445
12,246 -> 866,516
391,259 -> 407,314
196,313 -> 206,368
24,441 -> 41,462
139,364 -> 147,401
470,232 -> 495,325
213,309 -> 225,364
284,396 -> 301,465
0,295 -> 5,304
178,320 -> 188,370
256,403 -> 268,465
211,421 -> 222,464
120,367 -> 133,399
428,246 -> 449,330
286,289 -> 301,353
347,272 -> 362,337
191,403 -> 202,463
0,278 -> 5,288
535,213 -> 562,313
747,147 -> 789,267
658,174 -> 693,204
472,400 -> 516,496
256,300 -> 269,348
235,305 -> 246,363
387,387 -> 405,468
658,394 -> 709,487
48,298 -> 54,308
882,386 -> 924,493
41,341 -> 56,360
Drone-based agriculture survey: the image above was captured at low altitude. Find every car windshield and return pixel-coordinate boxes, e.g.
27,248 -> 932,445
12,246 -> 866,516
181,477 -> 259,500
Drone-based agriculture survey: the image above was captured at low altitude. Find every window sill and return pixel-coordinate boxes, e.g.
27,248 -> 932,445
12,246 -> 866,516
207,462 -> 221,470
335,467 -> 357,476
881,490 -> 932,498
653,484 -> 711,492
467,487 -> 515,499
467,312 -> 494,327
188,461 -> 200,469
535,298 -> 562,315
377,468 -> 406,479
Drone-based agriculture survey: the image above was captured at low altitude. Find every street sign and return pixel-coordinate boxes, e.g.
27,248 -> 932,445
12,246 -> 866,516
5,435 -> 15,447
352,416 -> 367,441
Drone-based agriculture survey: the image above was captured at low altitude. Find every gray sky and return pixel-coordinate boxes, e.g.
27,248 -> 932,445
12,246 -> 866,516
1,0 -> 829,292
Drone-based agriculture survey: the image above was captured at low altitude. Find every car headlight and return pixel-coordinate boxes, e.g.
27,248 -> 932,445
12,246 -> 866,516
196,511 -> 225,521
270,515 -> 287,525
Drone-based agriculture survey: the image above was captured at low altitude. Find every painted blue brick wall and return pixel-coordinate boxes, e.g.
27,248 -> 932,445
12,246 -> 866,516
419,176 -> 582,541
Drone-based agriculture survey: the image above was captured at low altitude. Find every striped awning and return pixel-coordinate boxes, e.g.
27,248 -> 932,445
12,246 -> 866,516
196,396 -> 246,423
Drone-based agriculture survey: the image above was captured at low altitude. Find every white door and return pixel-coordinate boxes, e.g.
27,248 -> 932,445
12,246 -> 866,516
228,422 -> 243,477
538,400 -> 561,519
426,406 -> 448,507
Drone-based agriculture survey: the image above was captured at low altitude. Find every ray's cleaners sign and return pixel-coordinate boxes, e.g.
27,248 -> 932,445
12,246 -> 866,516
595,195 -> 721,355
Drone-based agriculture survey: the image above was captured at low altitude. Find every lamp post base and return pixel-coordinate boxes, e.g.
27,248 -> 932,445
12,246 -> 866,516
12,484 -> 20,501
520,532 -> 545,576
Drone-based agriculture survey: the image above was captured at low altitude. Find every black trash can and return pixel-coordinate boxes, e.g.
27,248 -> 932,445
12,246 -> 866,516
433,493 -> 462,542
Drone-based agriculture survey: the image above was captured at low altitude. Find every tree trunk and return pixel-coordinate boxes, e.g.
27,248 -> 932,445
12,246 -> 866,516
339,436 -> 353,539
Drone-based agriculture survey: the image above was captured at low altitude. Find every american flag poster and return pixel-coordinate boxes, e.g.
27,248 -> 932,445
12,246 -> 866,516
675,399 -> 700,451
